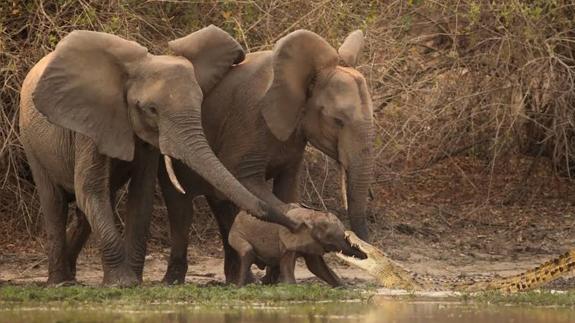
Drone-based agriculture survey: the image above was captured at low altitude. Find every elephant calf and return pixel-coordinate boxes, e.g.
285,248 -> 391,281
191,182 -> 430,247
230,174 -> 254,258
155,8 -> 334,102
229,205 -> 366,287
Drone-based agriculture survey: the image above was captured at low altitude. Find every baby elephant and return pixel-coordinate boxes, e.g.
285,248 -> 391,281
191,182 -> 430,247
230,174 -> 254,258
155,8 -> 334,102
229,205 -> 367,286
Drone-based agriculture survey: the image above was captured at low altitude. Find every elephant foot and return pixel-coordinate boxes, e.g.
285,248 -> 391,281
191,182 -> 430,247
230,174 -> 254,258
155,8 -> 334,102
244,271 -> 258,285
103,265 -> 139,287
162,272 -> 186,285
47,269 -> 75,286
47,276 -> 77,287
227,270 -> 257,286
162,261 -> 188,285
235,273 -> 259,287
261,266 -> 280,285
224,258 -> 257,285
53,280 -> 82,287
261,273 -> 279,285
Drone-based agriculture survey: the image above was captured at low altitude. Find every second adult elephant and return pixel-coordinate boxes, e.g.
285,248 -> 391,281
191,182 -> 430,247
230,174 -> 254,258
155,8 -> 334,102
161,29 -> 374,284
19,26 -> 298,286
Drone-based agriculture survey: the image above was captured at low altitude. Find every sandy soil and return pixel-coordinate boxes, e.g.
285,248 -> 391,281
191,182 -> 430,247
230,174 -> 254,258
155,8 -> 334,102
1,246 -> 574,290
0,250 -> 372,286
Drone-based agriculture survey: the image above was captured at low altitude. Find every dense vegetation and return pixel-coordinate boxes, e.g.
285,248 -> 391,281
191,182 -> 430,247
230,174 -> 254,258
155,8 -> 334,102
1,0 -> 574,246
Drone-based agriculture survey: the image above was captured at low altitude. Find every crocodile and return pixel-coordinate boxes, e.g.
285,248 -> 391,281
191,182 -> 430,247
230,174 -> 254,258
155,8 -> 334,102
336,231 -> 425,291
457,249 -> 575,293
337,231 -> 575,293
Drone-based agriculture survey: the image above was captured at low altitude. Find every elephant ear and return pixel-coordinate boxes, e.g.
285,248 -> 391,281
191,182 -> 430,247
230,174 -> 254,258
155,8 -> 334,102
338,30 -> 364,67
33,30 -> 148,161
261,30 -> 339,141
168,25 -> 245,94
280,219 -> 319,253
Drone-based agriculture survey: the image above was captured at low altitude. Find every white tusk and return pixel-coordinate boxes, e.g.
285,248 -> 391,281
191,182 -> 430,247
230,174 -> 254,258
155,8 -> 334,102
340,164 -> 348,210
164,155 -> 186,194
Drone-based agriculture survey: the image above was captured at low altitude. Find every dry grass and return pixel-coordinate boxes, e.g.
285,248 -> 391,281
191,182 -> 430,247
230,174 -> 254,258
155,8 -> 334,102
375,1 -> 575,173
1,0 -> 574,247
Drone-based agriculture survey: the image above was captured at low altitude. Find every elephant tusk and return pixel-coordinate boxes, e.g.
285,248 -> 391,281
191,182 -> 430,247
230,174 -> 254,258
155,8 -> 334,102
340,164 -> 348,210
164,155 -> 186,194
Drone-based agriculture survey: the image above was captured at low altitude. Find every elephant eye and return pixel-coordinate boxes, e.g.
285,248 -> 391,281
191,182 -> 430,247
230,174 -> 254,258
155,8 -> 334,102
147,105 -> 158,115
334,118 -> 344,128
135,100 -> 158,115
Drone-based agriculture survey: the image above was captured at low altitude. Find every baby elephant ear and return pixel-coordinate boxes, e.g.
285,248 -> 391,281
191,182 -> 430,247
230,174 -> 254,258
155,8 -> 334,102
169,25 -> 245,94
338,30 -> 364,67
33,30 -> 148,161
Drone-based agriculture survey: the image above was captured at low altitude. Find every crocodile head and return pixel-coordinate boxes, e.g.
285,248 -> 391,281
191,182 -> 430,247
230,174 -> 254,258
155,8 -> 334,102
336,231 -> 424,291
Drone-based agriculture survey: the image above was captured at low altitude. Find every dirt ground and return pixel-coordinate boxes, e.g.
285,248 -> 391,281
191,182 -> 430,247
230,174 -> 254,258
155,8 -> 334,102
1,243 -> 573,289
0,250 -> 373,286
1,156 -> 575,289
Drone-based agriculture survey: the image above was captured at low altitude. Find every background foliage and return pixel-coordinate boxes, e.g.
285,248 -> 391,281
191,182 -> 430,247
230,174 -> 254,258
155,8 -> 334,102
1,0 -> 574,247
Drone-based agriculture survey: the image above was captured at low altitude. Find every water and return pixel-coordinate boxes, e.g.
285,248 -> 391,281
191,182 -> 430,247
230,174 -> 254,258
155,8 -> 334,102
1,299 -> 573,323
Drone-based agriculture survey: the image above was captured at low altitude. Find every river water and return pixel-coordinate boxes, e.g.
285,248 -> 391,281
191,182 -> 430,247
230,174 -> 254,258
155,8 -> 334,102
1,298 -> 573,322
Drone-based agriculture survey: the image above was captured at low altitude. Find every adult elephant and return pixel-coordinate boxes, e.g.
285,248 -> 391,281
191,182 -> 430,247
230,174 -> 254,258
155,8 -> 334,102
161,29 -> 374,284
19,26 -> 298,286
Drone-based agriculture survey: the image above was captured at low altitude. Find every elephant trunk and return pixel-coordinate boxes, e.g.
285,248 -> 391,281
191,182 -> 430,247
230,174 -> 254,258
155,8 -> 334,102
159,109 -> 298,231
341,122 -> 374,241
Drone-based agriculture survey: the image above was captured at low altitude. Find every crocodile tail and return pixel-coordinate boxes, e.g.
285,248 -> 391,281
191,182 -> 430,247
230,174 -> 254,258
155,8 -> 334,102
459,250 -> 575,293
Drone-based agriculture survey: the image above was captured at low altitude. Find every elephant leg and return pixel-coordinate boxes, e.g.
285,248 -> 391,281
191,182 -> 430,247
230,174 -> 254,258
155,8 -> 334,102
74,137 -> 136,286
262,164 -> 303,284
206,197 -> 255,285
278,251 -> 297,285
303,255 -> 342,287
272,161 -> 302,204
159,165 -> 195,285
261,265 -> 280,285
237,251 -> 256,287
124,143 -> 159,281
66,208 -> 91,278
228,230 -> 256,287
29,158 -> 72,284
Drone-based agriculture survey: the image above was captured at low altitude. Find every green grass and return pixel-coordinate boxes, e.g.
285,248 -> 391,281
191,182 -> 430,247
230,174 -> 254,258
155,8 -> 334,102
0,283 -> 367,305
468,290 -> 575,307
3,283 -> 575,307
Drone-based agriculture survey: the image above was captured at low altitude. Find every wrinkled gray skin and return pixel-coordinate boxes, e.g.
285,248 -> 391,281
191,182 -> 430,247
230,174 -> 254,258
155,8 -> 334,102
19,27 -> 298,286
160,29 -> 374,284
229,206 -> 367,287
